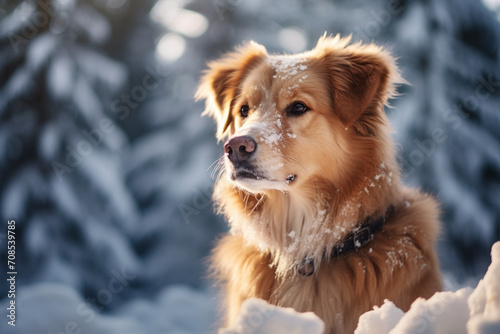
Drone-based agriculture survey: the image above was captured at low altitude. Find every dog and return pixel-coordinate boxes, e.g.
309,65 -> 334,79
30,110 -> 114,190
196,35 -> 442,334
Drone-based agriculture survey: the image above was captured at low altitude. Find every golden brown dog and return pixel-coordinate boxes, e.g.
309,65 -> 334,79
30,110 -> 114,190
196,35 -> 442,334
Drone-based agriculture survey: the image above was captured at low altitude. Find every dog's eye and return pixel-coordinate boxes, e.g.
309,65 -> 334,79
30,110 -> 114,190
240,105 -> 249,117
288,102 -> 309,116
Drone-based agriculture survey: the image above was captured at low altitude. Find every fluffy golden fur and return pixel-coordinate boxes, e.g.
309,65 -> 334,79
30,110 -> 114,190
196,35 -> 442,334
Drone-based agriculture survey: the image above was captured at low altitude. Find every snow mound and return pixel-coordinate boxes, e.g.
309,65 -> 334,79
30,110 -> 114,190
356,242 -> 500,334
223,242 -> 500,334
1,243 -> 499,334
354,300 -> 404,334
220,298 -> 324,334
0,283 -> 216,334
467,242 -> 500,334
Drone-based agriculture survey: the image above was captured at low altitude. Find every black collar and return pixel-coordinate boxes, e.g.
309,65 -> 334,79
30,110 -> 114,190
297,205 -> 395,277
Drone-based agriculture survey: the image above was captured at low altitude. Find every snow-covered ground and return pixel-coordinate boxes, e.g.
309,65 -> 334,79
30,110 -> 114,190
221,299 -> 324,334
1,283 -> 218,334
2,242 -> 499,334
223,242 -> 500,334
356,242 -> 500,334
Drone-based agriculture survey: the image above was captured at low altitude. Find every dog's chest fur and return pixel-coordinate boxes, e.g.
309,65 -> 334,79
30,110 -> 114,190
212,190 -> 442,334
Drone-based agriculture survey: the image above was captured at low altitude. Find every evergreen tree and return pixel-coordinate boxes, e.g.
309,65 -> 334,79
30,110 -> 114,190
385,0 -> 500,278
124,0 -> 226,289
0,0 -> 143,305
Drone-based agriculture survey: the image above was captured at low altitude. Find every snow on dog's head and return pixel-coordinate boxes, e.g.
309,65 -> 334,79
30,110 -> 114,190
196,34 -> 402,194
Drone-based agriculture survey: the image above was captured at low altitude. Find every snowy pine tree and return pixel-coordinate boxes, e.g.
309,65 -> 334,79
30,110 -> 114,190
383,0 -> 500,278
123,0 -> 226,289
0,0 -> 142,305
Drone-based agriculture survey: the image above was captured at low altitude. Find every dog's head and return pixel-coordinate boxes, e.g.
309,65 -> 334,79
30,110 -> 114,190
196,35 -> 401,194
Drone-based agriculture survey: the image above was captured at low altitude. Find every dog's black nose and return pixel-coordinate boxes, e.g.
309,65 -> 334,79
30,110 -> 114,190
224,136 -> 257,163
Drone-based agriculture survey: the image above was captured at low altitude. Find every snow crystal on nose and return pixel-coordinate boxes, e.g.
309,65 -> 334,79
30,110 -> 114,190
248,109 -> 286,150
265,133 -> 283,145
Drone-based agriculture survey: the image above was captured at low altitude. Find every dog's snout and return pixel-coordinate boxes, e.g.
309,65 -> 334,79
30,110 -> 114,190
224,136 -> 257,162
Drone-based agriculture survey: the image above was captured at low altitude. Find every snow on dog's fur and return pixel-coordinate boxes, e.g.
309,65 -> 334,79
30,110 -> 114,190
196,35 -> 442,334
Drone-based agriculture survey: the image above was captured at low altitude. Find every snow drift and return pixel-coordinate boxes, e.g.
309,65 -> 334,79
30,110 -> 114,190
356,242 -> 500,334
224,242 -> 500,334
0,244 -> 498,334
220,298 -> 324,334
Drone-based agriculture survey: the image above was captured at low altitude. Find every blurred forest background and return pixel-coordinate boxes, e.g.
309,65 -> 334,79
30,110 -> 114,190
0,0 -> 499,333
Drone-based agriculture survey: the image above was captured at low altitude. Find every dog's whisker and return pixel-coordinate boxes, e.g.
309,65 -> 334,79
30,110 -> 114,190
207,157 -> 221,172
216,159 -> 226,179
209,156 -> 225,180
243,192 -> 250,211
212,164 -> 223,180
248,194 -> 265,216
216,166 -> 226,183
281,154 -> 309,174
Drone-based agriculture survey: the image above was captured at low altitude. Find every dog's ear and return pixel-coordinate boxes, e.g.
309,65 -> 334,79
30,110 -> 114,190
195,42 -> 267,140
314,35 -> 402,126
